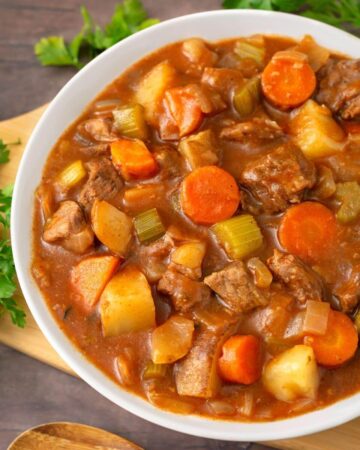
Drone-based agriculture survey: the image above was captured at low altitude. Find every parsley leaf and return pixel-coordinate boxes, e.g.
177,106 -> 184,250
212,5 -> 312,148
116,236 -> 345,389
0,138 -> 21,164
223,0 -> 360,30
0,183 -> 26,328
34,0 -> 159,68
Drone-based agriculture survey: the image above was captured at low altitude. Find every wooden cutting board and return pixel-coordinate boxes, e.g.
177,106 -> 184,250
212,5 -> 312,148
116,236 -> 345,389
0,106 -> 359,450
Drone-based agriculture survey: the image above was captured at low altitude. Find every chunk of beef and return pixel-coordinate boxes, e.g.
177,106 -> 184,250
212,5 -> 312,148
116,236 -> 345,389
240,144 -> 316,213
43,201 -> 93,253
316,59 -> 360,120
153,145 -> 184,179
333,265 -> 360,312
158,269 -> 211,313
267,250 -> 324,304
204,261 -> 269,313
82,118 -> 118,142
79,143 -> 110,156
201,67 -> 244,100
79,158 -> 122,210
175,329 -> 226,398
139,235 -> 174,283
220,117 -> 284,142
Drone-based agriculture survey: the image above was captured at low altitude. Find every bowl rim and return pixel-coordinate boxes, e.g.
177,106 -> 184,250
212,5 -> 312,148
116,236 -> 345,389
11,8 -> 360,442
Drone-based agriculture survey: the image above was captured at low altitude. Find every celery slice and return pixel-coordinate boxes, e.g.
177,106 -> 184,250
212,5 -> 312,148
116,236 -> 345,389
113,104 -> 148,140
233,77 -> 260,118
134,207 -> 165,244
335,181 -> 360,224
211,214 -> 263,260
57,160 -> 86,189
142,361 -> 168,379
234,41 -> 265,65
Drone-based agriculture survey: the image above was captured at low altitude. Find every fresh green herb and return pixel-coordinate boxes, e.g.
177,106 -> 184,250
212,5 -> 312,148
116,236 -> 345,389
223,0 -> 360,29
0,139 -> 26,328
34,0 -> 159,68
0,138 -> 21,164
0,184 -> 26,328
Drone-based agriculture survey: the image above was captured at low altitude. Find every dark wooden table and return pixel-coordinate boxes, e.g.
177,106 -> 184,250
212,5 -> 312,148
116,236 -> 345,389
0,1 -> 275,449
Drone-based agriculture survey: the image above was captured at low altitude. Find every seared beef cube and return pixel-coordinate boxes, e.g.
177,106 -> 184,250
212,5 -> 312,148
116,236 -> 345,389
43,200 -> 93,253
267,250 -> 324,304
316,59 -> 360,120
79,143 -> 110,156
158,269 -> 211,312
44,201 -> 85,242
333,265 -> 360,312
82,118 -> 118,142
240,144 -> 316,213
139,236 -> 174,283
175,329 -> 225,398
220,117 -> 284,142
79,158 -> 122,210
204,261 -> 268,313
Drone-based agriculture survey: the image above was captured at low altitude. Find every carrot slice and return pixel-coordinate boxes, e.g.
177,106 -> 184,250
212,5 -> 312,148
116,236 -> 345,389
71,255 -> 120,310
279,202 -> 337,262
304,310 -> 358,367
165,86 -> 203,137
180,166 -> 240,225
218,335 -> 262,385
261,53 -> 316,109
111,139 -> 158,180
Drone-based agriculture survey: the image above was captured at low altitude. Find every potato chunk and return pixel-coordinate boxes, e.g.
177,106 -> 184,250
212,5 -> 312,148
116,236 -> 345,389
262,345 -> 319,402
135,61 -> 176,125
151,315 -> 194,364
290,100 -> 345,159
100,266 -> 155,336
178,129 -> 218,170
170,241 -> 206,280
91,200 -> 133,256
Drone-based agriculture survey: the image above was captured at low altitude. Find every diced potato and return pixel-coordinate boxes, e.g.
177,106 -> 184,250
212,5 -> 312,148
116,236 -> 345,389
175,329 -> 227,398
123,184 -> 165,213
290,100 -> 345,159
262,345 -> 319,402
247,257 -> 273,289
100,266 -> 155,337
91,200 -> 133,256
335,181 -> 360,224
151,315 -> 194,364
178,129 -> 218,170
135,61 -> 176,125
170,241 -> 206,280
182,38 -> 217,70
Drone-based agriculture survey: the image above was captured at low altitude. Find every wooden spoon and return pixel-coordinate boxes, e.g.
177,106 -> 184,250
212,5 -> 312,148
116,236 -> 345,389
7,421 -> 143,450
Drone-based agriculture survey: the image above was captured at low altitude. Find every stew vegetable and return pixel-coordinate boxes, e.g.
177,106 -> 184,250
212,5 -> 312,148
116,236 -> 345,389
32,34 -> 360,421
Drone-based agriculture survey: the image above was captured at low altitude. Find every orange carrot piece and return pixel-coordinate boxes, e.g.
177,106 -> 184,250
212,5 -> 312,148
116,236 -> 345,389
71,255 -> 120,310
180,166 -> 240,225
279,202 -> 337,262
261,54 -> 316,109
218,335 -> 262,385
165,86 -> 203,137
111,139 -> 158,180
304,310 -> 358,367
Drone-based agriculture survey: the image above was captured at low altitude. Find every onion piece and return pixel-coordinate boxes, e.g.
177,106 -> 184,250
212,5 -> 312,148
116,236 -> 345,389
303,300 -> 330,335
94,99 -> 121,110
206,400 -> 236,416
283,311 -> 305,340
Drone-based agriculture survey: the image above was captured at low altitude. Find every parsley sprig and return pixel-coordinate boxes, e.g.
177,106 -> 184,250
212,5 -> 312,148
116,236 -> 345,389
223,0 -> 360,30
34,0 -> 159,68
0,141 -> 26,328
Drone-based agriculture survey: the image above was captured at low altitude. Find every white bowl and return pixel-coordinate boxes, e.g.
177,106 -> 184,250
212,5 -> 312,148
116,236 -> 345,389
12,9 -> 360,442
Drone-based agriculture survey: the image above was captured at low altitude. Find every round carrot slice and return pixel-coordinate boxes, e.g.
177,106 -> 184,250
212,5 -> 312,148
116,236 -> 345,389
304,310 -> 358,367
261,53 -> 316,109
180,166 -> 240,225
279,202 -> 337,262
218,335 -> 262,385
